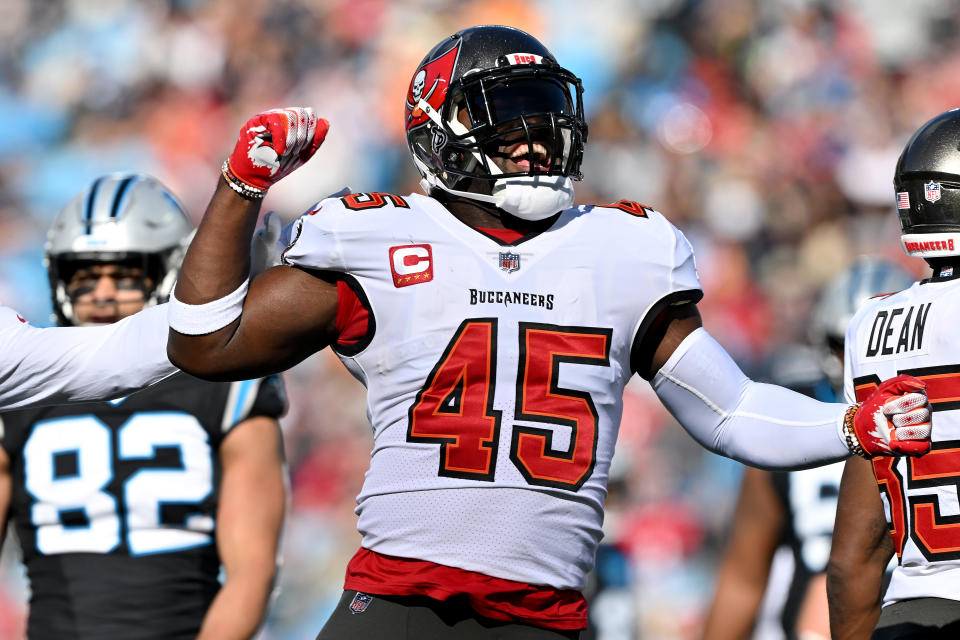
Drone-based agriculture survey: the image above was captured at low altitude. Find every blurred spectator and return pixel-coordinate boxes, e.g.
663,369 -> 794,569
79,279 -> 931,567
0,1 -> 955,638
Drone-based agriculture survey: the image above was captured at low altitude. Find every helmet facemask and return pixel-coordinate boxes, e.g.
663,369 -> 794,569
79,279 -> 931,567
407,35 -> 587,221
45,173 -> 194,326
52,254 -> 159,326
443,65 -> 584,181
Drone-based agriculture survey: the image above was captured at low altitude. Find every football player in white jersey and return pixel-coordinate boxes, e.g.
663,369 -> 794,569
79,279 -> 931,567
0,299 -> 174,408
0,173 -> 287,639
0,182 -> 292,410
167,25 -> 931,640
828,109 -> 960,639
702,258 -> 914,640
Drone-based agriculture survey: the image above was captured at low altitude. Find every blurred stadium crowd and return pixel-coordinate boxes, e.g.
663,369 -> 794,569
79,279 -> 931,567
0,0 -> 955,638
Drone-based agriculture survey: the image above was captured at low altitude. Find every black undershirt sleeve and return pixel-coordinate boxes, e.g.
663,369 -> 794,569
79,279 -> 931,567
630,291 -> 702,380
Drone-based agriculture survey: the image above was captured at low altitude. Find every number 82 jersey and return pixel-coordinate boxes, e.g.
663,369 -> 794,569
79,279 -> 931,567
0,372 -> 285,640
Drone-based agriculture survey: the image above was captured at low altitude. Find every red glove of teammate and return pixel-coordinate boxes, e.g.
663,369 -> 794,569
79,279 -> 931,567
222,107 -> 329,199
845,374 -> 931,457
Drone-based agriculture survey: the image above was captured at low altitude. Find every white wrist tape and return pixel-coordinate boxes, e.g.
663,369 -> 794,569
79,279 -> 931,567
652,328 -> 850,469
168,279 -> 249,336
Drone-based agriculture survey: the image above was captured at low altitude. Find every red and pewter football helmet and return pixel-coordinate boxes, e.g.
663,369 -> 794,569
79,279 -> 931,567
895,108 -> 960,261
404,25 -> 587,221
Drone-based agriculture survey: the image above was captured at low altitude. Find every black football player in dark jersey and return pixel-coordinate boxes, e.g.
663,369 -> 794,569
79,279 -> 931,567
0,173 -> 287,639
701,258 -> 914,640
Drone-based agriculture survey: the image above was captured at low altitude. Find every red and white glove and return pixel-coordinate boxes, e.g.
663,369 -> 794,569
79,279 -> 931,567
844,374 -> 931,457
222,107 -> 329,199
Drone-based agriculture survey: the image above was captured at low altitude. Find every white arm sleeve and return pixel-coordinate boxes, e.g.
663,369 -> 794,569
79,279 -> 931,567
0,303 -> 177,410
651,328 -> 851,469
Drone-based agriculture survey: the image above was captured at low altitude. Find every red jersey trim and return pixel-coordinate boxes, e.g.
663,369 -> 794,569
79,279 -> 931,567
335,279 -> 370,349
344,548 -> 588,630
475,227 -> 527,244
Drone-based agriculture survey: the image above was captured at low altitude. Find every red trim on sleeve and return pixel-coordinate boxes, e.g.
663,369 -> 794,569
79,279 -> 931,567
335,280 -> 369,348
344,548 -> 588,630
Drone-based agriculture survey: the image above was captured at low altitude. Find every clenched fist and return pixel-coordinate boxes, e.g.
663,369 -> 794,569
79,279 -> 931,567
846,374 -> 931,457
222,107 -> 329,199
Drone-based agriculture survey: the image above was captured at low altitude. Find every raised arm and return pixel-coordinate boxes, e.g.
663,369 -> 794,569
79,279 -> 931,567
168,109 -> 336,381
0,303 -> 177,409
826,456 -> 893,639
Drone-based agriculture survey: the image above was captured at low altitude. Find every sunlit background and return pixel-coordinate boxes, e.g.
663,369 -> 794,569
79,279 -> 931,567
0,0 -> 953,638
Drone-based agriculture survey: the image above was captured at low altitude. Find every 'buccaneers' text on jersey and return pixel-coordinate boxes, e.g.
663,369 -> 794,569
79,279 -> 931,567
281,191 -> 700,626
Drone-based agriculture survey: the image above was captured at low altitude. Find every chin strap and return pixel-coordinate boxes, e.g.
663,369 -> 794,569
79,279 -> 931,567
419,165 -> 574,221
489,174 -> 575,221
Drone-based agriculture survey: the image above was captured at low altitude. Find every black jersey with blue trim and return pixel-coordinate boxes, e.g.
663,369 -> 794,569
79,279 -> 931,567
0,372 -> 285,640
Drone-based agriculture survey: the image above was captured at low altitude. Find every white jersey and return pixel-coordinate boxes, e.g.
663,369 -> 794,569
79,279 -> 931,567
0,303 -> 177,410
283,192 -> 701,590
844,276 -> 960,605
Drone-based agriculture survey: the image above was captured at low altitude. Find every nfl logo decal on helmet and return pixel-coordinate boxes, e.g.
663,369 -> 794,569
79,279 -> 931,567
893,108 -> 960,258
499,251 -> 520,273
349,592 -> 373,614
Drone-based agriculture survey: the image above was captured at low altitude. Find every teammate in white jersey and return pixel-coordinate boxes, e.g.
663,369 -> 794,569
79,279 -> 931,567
0,300 -> 174,408
167,26 -> 932,639
0,175 -> 181,407
702,258 -> 914,640
828,109 -> 960,639
0,179 -> 291,411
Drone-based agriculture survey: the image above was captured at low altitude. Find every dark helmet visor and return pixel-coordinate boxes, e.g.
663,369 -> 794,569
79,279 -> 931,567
440,66 -> 586,180
461,77 -> 574,127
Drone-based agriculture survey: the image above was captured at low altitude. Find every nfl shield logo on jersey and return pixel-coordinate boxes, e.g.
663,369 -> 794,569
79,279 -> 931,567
925,181 -> 942,203
499,251 -> 520,273
349,591 -> 373,614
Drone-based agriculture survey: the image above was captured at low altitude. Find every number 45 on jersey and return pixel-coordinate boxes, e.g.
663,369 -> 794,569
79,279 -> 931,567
407,319 -> 612,492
